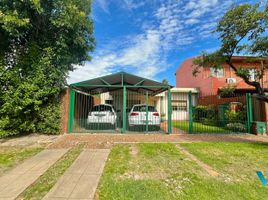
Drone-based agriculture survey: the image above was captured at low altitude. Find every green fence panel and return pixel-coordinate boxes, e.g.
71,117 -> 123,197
246,93 -> 253,134
68,87 -> 75,133
188,91 -> 193,134
168,87 -> 172,134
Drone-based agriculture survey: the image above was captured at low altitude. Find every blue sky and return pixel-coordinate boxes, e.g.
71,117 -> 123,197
68,0 -> 261,86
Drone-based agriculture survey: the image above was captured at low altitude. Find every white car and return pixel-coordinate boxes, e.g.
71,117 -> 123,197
128,104 -> 160,126
87,104 -> 117,125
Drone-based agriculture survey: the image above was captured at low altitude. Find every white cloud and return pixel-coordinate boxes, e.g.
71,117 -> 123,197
68,29 -> 167,83
69,0 -> 239,84
121,0 -> 146,10
94,0 -> 110,13
184,18 -> 200,25
94,0 -> 146,13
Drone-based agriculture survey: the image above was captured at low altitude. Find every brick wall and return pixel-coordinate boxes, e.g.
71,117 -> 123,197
60,87 -> 70,134
198,95 -> 246,107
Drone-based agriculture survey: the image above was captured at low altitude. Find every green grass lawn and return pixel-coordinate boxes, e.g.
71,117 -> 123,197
0,146 -> 44,176
173,121 -> 228,133
97,143 -> 268,200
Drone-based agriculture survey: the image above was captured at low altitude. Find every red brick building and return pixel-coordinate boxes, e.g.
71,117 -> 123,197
176,56 -> 268,96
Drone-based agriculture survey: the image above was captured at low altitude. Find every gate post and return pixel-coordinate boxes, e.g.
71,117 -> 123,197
68,86 -> 75,133
188,91 -> 193,134
168,87 -> 172,134
122,86 -> 127,133
146,91 -> 149,132
246,93 -> 253,133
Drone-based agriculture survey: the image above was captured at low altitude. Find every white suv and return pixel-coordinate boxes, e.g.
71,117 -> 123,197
128,104 -> 160,126
87,104 -> 117,125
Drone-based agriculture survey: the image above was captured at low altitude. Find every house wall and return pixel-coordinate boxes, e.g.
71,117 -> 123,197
156,91 -> 198,121
198,95 -> 246,106
99,90 -> 157,112
176,57 -> 268,96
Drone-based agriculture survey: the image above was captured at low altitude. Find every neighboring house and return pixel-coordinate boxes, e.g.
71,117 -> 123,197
176,56 -> 268,96
155,88 -> 198,121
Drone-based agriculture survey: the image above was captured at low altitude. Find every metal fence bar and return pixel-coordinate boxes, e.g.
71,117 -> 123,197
122,86 -> 127,133
146,91 -> 149,132
68,86 -> 75,133
188,91 -> 193,134
168,87 -> 172,134
246,93 -> 253,133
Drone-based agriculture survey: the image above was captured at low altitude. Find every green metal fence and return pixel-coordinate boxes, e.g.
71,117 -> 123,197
68,86 -> 172,134
67,72 -> 255,135
172,92 -> 251,134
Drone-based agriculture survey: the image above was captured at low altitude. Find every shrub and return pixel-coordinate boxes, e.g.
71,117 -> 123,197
219,86 -> 236,97
193,105 -> 217,121
225,109 -> 246,122
226,123 -> 247,132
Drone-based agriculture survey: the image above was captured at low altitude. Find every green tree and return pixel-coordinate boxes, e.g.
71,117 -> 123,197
193,3 -> 268,102
162,79 -> 169,85
0,0 -> 95,137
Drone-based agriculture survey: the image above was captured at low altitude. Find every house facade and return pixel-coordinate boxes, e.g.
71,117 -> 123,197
176,56 -> 268,96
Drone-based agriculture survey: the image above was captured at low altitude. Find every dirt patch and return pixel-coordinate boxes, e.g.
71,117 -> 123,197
0,134 -> 59,147
118,171 -> 168,180
48,133 -> 268,149
129,145 -> 139,156
176,144 -> 219,177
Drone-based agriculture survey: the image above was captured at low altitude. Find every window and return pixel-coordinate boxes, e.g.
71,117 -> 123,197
133,105 -> 157,112
249,69 -> 257,81
92,105 -> 112,112
105,100 -> 113,105
172,100 -> 187,111
210,68 -> 224,78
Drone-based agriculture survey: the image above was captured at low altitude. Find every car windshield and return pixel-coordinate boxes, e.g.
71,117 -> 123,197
133,105 -> 156,112
92,105 -> 112,112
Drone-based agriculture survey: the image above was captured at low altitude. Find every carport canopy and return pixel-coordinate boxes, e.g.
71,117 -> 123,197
68,71 -> 173,134
70,71 -> 172,95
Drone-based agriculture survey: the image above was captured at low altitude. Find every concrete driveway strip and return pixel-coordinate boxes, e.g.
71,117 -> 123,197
43,149 -> 110,200
0,149 -> 68,200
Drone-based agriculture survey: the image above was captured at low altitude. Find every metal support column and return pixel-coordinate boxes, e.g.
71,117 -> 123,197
188,91 -> 193,134
168,87 -> 172,134
68,86 -> 75,133
146,91 -> 149,132
246,93 -> 253,134
122,86 -> 127,133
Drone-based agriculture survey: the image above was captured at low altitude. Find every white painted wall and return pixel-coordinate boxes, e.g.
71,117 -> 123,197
156,90 -> 198,121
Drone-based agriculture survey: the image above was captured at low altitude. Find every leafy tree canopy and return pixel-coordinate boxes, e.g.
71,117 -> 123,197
0,0 -> 95,137
193,3 -> 268,101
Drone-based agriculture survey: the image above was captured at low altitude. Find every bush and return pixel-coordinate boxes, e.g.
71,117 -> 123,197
225,109 -> 246,122
226,123 -> 246,132
35,102 -> 61,135
193,105 -> 217,121
0,101 -> 61,138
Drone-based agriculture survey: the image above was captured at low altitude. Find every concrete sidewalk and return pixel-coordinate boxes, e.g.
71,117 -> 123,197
43,149 -> 110,200
0,149 -> 68,200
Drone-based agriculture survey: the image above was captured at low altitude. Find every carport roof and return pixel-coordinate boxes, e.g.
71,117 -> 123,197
70,71 -> 172,95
